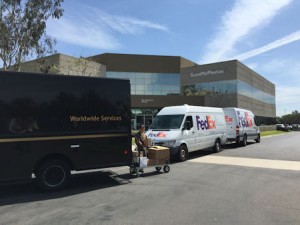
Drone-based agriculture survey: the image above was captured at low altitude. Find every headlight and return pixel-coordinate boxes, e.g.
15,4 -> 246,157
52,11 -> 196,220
165,140 -> 176,147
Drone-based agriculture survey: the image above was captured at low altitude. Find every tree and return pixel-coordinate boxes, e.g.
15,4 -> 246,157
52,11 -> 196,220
279,111 -> 300,124
0,0 -> 64,71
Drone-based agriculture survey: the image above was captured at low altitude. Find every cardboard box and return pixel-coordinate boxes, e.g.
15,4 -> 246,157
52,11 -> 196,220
147,159 -> 167,166
147,146 -> 170,160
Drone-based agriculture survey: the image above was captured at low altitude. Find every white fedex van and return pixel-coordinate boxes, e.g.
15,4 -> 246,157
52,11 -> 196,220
223,107 -> 260,146
146,105 -> 226,161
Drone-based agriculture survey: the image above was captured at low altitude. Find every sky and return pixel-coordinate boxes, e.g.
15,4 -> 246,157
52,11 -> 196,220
46,0 -> 300,117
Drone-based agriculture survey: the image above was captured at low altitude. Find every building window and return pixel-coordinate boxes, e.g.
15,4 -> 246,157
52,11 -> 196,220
182,80 -> 275,105
183,80 -> 237,96
107,72 -> 180,96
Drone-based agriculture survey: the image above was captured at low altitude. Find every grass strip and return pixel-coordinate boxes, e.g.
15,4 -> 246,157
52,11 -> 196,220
261,130 -> 289,137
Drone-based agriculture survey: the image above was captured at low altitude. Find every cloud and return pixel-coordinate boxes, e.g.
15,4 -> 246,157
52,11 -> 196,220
276,86 -> 300,116
200,0 -> 293,63
47,7 -> 169,50
94,10 -> 169,34
47,17 -> 120,50
245,62 -> 258,70
256,58 -> 300,83
235,31 -> 300,60
276,86 -> 300,105
248,59 -> 300,116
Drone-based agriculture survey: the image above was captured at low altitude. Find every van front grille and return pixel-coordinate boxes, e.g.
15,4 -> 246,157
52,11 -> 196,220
153,142 -> 164,146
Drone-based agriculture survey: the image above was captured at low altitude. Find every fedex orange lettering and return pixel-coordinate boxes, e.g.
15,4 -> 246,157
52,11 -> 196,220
225,116 -> 233,123
148,132 -> 167,138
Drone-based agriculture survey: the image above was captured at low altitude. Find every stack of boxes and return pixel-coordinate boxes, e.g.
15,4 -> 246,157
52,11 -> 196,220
147,146 -> 170,166
132,144 -> 170,167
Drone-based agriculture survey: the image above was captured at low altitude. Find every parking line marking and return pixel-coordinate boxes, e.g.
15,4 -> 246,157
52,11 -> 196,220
190,156 -> 300,171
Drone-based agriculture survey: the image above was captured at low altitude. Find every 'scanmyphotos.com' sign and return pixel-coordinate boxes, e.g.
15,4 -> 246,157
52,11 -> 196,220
190,70 -> 224,78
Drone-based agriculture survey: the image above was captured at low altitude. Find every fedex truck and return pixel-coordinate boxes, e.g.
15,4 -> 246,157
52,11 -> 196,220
223,107 -> 260,146
146,105 -> 226,161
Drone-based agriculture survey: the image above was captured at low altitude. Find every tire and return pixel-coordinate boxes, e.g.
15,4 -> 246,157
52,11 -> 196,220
155,166 -> 162,172
36,159 -> 70,191
255,134 -> 261,143
163,165 -> 170,173
212,140 -> 221,153
177,145 -> 188,162
241,135 -> 247,147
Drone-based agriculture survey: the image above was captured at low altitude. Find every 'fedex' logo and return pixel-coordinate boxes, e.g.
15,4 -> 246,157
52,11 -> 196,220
225,116 -> 233,123
196,115 -> 216,130
237,111 -> 253,127
148,132 -> 167,138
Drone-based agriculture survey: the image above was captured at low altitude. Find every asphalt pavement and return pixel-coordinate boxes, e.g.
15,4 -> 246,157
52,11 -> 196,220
1,132 -> 300,225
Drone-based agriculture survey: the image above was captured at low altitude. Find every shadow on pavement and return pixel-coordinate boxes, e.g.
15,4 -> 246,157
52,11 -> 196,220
0,142 -> 259,206
128,167 -> 170,178
0,170 -> 131,206
187,149 -> 213,161
186,141 -> 257,161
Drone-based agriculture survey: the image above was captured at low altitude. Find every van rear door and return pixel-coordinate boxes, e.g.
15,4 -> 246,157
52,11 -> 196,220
245,111 -> 257,139
224,109 -> 238,140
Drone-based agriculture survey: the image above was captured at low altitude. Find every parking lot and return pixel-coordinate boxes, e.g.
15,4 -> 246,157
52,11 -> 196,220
1,132 -> 300,225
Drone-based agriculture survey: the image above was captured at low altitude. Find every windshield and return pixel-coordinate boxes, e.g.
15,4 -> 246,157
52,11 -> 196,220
150,115 -> 184,129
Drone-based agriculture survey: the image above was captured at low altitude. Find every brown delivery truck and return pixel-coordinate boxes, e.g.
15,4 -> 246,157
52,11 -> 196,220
0,71 -> 132,191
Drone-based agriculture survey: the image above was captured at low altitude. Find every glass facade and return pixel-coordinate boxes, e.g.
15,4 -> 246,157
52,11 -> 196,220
237,81 -> 275,105
183,80 -> 275,105
107,72 -> 180,95
183,80 -> 237,96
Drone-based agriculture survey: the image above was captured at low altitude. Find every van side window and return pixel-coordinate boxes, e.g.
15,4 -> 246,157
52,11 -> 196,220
185,116 -> 193,128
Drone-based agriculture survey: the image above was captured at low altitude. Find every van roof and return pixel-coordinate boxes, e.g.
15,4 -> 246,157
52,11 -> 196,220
158,104 -> 224,115
223,107 -> 254,113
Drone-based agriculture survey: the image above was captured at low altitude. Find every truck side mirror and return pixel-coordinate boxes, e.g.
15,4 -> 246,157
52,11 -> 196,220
254,117 -> 260,126
183,121 -> 191,130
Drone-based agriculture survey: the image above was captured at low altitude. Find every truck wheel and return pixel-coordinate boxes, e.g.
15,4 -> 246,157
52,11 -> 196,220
36,159 -> 70,191
177,145 -> 188,162
213,140 -> 221,153
255,134 -> 261,143
241,135 -> 247,147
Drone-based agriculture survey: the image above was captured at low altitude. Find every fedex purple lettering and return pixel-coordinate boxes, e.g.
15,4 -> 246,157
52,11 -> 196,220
196,115 -> 216,130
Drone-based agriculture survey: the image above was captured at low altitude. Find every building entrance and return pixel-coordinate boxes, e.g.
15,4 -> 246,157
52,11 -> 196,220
131,108 -> 160,130
135,115 -> 153,130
